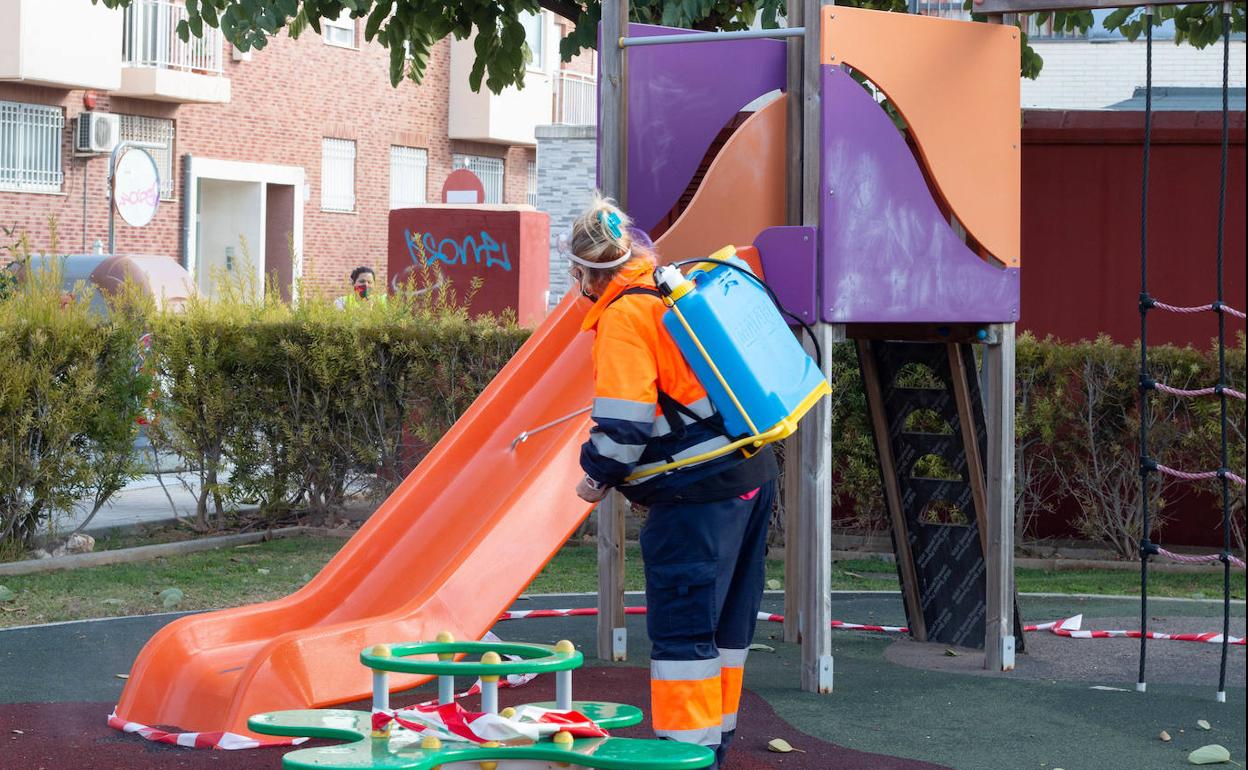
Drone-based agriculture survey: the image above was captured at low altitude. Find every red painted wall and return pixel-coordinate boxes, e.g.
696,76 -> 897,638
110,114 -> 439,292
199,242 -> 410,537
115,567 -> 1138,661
1018,111 -> 1245,549
1020,110 -> 1247,348
388,206 -> 550,327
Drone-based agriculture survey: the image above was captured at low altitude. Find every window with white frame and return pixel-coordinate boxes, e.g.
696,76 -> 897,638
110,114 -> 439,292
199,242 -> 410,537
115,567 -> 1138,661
321,138 -> 356,212
526,159 -> 537,207
520,11 -> 545,70
452,154 -> 504,204
389,146 -> 428,209
0,101 -> 64,193
120,114 -> 176,200
322,11 -> 356,48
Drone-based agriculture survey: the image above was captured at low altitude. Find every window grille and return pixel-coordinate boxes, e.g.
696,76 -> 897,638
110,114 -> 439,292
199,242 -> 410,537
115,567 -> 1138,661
321,138 -> 356,212
119,114 -> 176,199
452,154 -> 505,204
389,146 -> 429,209
0,101 -> 64,193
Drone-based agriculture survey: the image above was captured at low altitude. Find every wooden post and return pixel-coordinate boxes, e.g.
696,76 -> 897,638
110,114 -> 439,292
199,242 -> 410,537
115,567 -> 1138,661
781,0 -> 805,646
596,492 -> 628,661
596,0 -> 629,663
983,323 -> 1016,671
795,0 -> 834,695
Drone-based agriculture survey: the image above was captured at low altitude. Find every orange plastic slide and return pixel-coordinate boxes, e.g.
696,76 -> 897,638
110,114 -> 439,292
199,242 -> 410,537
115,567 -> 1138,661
115,296 -> 598,737
115,96 -> 789,739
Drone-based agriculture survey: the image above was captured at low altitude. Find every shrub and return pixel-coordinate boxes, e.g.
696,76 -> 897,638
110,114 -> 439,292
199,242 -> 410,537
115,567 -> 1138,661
0,247 -> 151,555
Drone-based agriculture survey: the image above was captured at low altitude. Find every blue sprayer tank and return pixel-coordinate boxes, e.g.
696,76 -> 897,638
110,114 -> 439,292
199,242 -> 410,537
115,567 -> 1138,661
655,246 -> 831,444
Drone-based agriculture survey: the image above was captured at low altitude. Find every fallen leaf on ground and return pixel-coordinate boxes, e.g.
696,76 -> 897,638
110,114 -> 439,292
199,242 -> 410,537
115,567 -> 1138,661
101,598 -> 124,606
1197,720 -> 1212,731
845,571 -> 864,579
0,606 -> 25,613
11,729 -> 23,734
768,738 -> 805,753
1188,744 -> 1231,765
158,587 -> 184,609
748,643 -> 775,653
115,674 -> 129,679
944,648 -> 959,657
765,579 -> 782,590
1161,730 -> 1172,742
256,568 -> 271,575
0,585 -> 14,602
234,544 -> 260,549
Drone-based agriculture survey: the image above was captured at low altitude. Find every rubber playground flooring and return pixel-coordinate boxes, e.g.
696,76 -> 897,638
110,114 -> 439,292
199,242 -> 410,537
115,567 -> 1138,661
1,592 -> 1243,770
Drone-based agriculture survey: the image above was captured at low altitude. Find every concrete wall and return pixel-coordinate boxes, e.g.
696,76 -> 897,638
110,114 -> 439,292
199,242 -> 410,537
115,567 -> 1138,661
535,124 -> 597,308
0,0 -> 122,90
1023,39 -> 1247,110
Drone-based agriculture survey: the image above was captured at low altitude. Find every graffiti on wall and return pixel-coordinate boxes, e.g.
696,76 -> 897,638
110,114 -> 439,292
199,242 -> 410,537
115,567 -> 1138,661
404,229 -> 513,273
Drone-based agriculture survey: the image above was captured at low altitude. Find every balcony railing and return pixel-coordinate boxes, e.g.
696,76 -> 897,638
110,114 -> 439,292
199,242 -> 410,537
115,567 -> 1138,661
123,0 -> 223,74
553,71 -> 597,126
912,1 -> 1088,40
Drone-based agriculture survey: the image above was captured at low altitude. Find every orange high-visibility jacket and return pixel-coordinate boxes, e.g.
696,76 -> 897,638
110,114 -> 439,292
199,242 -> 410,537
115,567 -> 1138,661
579,256 -> 775,505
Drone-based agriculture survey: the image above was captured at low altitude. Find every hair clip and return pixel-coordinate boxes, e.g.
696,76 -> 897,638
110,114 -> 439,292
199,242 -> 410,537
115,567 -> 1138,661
600,210 -> 623,240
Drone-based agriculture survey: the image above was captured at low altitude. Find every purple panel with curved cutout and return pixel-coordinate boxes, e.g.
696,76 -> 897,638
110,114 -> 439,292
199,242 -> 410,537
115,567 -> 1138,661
623,24 -> 786,233
755,226 -> 818,324
820,66 -> 1019,324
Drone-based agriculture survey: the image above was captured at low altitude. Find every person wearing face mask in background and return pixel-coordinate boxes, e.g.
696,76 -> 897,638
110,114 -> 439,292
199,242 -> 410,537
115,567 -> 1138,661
562,193 -> 778,770
335,266 -> 380,309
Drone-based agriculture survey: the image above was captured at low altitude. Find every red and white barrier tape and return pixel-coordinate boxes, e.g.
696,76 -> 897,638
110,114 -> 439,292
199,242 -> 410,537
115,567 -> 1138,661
1049,615 -> 1244,645
106,709 -> 307,750
501,607 -> 1243,646
1156,546 -> 1247,570
371,702 -> 607,743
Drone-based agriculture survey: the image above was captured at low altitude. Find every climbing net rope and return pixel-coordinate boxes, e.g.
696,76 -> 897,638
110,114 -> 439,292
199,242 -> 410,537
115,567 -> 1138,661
1136,3 -> 1244,703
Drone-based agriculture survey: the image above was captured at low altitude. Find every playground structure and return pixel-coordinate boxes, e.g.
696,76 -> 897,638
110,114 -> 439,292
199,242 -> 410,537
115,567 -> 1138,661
247,635 -> 714,769
108,1 -> 1030,747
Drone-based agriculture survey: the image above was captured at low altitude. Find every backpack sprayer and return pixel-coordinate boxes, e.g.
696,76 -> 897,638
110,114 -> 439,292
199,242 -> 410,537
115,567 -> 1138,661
509,245 -> 830,481
622,245 -> 831,481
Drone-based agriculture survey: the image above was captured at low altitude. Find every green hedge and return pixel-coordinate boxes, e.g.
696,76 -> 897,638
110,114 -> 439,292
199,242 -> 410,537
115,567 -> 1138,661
820,334 -> 1245,558
1,253 -> 1242,556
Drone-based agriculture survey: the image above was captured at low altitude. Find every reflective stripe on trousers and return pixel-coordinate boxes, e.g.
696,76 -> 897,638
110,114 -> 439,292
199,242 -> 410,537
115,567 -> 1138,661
651,657 -> 722,745
719,647 -> 748,732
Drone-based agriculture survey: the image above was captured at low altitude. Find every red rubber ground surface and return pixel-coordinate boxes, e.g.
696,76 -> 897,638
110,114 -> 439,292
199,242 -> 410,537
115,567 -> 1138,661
2,666 -> 948,770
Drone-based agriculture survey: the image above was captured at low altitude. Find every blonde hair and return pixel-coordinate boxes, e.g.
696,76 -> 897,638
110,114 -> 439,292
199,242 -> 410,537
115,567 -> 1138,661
568,192 -> 637,277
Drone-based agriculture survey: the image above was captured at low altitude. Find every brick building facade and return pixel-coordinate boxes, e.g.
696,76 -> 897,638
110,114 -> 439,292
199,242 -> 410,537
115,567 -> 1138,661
0,2 -> 574,300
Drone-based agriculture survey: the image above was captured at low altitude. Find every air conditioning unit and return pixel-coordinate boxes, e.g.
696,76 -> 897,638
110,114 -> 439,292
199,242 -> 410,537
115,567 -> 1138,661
75,111 -> 120,154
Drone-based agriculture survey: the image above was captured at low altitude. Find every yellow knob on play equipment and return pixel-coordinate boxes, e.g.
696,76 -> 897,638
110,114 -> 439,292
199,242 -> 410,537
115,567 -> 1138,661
369,644 -> 391,657
479,741 -> 502,770
436,631 -> 455,660
554,639 -> 575,653
499,707 -> 516,719
480,651 -> 501,683
420,735 -> 443,750
553,730 -> 574,745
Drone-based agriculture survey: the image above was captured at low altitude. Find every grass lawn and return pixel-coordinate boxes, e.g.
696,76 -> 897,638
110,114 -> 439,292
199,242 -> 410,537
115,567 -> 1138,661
0,538 -> 1240,629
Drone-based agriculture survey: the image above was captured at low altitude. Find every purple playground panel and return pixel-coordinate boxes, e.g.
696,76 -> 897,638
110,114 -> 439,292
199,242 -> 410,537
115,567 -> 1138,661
819,66 -> 1020,324
755,226 -> 818,324
618,24 -> 787,234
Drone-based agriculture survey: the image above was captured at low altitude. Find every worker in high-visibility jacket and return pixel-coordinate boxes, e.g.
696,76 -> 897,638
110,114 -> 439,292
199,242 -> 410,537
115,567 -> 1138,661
565,194 -> 778,769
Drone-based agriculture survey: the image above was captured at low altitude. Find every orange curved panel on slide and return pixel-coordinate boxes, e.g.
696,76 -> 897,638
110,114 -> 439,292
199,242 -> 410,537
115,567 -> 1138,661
822,6 -> 1020,267
115,296 -> 598,736
653,95 -> 788,264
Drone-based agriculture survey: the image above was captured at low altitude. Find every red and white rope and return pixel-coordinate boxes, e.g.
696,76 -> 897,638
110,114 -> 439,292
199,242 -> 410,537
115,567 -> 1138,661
1152,300 -> 1246,320
1156,546 -> 1246,569
106,709 -> 307,750
1153,382 -> 1246,401
1155,463 -> 1246,486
